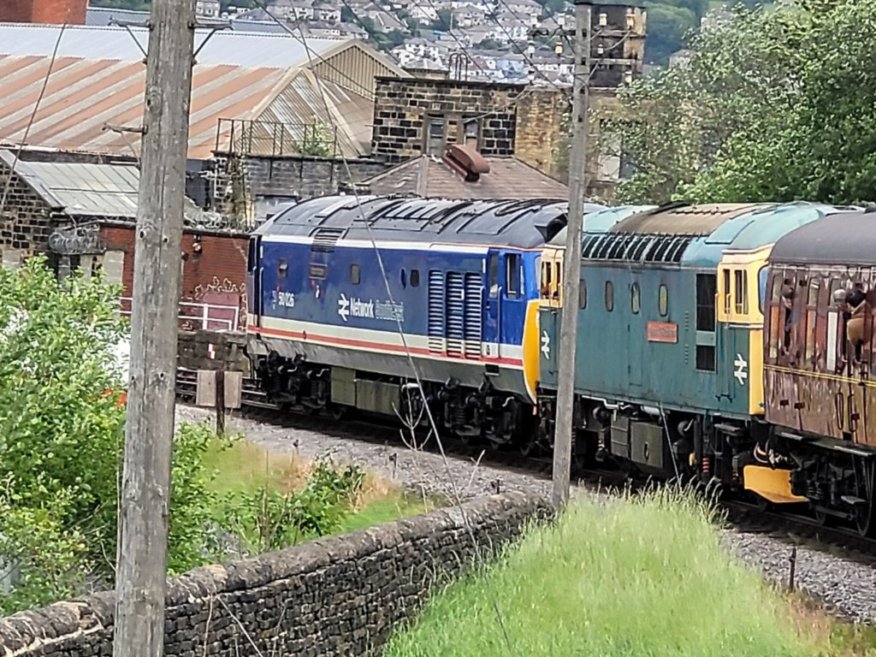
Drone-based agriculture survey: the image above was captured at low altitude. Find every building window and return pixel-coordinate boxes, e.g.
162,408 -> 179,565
351,263 -> 360,285
631,282 -> 640,314
605,280 -> 614,312
411,269 -> 420,287
425,116 -> 445,156
463,118 -> 480,148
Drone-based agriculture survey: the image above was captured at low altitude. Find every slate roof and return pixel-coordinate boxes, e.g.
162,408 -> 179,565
360,154 -> 570,200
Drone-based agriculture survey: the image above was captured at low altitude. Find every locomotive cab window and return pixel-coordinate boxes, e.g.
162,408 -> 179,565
350,263 -> 360,285
488,254 -> 499,297
278,259 -> 289,278
505,254 -> 521,298
722,269 -> 731,314
734,269 -> 749,314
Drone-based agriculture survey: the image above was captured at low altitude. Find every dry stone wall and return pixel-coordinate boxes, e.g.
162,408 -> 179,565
0,492 -> 551,657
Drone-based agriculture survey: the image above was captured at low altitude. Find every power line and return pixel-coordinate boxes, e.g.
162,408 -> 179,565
0,22 -> 67,219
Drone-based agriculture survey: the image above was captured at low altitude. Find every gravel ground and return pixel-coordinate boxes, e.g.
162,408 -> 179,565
176,405 -> 557,501
177,404 -> 876,624
721,530 -> 876,624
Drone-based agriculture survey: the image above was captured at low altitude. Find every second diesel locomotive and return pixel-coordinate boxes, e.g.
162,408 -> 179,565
537,202 -> 876,536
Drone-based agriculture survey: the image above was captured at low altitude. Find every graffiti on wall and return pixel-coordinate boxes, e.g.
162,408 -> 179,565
182,276 -> 247,332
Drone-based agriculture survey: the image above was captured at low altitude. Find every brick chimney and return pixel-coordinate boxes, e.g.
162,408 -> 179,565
0,0 -> 88,25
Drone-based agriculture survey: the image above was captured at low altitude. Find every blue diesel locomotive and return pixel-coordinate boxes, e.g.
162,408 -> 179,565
245,195 -> 596,445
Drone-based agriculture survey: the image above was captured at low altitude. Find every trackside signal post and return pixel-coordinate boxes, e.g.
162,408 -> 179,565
552,0 -> 593,508
113,3 -> 196,657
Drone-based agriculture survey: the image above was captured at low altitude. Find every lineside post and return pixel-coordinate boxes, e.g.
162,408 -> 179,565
552,0 -> 592,509
113,3 -> 196,657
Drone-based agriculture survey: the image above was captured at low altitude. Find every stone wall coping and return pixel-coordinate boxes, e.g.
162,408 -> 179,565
0,491 -> 551,655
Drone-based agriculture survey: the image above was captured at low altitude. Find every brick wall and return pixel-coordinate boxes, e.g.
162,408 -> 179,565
0,0 -> 87,24
99,224 -> 250,330
0,162 -> 57,268
371,77 -> 524,164
0,492 -> 551,657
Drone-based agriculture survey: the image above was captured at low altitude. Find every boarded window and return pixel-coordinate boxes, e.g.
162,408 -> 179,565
425,116 -> 445,156
101,250 -> 125,284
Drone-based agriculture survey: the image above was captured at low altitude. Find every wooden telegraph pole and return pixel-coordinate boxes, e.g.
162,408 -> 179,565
552,0 -> 592,508
113,3 -> 196,657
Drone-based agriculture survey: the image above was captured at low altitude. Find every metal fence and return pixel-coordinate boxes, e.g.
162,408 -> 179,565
120,298 -> 241,332
215,118 -> 340,158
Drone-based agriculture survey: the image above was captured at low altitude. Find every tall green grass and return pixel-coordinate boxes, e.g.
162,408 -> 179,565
385,490 -> 826,657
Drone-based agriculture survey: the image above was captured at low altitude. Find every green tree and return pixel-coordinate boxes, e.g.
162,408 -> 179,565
607,0 -> 876,204
643,4 -> 697,65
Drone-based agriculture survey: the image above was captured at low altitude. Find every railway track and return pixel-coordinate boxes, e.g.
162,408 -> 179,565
175,368 -> 876,559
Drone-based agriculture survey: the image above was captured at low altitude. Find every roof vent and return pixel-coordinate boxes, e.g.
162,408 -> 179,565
443,144 -> 490,183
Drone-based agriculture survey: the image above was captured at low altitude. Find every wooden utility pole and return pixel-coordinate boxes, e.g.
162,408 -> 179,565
113,3 -> 196,657
552,0 -> 592,508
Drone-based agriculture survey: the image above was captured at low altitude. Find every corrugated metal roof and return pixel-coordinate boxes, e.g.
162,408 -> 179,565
0,22 -> 345,69
8,155 -> 141,217
0,24 -> 405,159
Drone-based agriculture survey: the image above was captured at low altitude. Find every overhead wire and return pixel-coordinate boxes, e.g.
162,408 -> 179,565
248,1 -> 521,652
0,21 -> 68,220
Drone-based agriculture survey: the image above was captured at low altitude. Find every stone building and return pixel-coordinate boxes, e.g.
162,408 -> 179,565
0,151 -> 249,330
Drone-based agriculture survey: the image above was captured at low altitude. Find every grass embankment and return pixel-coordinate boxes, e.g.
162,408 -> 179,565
202,437 -> 429,538
385,490 -> 873,657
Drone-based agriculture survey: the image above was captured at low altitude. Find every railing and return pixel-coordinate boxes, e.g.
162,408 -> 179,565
120,298 -> 242,332
215,118 -> 340,158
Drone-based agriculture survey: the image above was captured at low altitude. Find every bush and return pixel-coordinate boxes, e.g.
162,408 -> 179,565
385,490 -> 823,657
221,460 -> 365,554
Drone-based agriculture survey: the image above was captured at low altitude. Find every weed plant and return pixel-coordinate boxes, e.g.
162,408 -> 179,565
385,489 -> 831,657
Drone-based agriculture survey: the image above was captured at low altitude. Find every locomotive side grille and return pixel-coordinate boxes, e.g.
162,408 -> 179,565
427,270 -> 446,354
446,272 -> 465,358
463,272 -> 483,359
311,227 -> 345,252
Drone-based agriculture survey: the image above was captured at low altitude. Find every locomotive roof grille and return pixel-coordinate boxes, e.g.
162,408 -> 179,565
582,232 -> 696,264
261,195 -> 568,249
